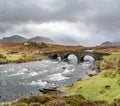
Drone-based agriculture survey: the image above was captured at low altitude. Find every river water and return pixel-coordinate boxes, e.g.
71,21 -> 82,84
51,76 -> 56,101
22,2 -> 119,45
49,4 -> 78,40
0,57 -> 95,102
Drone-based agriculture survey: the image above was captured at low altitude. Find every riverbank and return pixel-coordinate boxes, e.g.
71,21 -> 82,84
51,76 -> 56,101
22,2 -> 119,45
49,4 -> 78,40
0,43 -> 120,105
0,53 -> 119,105
0,42 -> 120,64
61,52 -> 120,105
0,42 -> 84,64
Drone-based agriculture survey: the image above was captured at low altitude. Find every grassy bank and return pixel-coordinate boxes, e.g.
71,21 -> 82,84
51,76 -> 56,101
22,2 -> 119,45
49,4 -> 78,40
0,93 -> 108,106
61,69 -> 120,102
0,52 -> 39,63
0,42 -> 84,63
61,53 -> 120,104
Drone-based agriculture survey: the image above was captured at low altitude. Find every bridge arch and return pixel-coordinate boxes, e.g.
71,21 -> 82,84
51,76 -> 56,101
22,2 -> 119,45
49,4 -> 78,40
80,55 -> 95,62
47,50 -> 109,63
51,53 -> 61,60
63,53 -> 78,62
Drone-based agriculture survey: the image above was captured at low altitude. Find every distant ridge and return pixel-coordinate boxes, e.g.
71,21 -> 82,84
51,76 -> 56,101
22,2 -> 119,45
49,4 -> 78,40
28,36 -> 55,44
1,35 -> 27,43
0,35 -> 55,44
101,41 -> 120,46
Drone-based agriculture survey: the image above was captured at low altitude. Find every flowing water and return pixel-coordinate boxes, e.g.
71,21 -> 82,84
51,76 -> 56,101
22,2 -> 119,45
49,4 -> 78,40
0,57 -> 95,102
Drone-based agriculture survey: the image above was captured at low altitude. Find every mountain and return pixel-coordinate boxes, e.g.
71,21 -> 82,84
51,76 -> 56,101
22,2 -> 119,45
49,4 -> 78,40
101,41 -> 112,46
101,41 -> 120,46
0,35 -> 55,44
1,35 -> 27,43
28,36 -> 55,44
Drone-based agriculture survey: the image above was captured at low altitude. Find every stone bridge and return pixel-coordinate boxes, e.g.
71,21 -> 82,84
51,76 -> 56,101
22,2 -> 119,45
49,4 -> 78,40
45,50 -> 109,63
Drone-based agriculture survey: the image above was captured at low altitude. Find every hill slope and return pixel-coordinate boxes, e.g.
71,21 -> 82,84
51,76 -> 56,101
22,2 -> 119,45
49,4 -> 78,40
1,35 -> 27,42
0,35 -> 55,44
28,36 -> 55,44
101,41 -> 120,46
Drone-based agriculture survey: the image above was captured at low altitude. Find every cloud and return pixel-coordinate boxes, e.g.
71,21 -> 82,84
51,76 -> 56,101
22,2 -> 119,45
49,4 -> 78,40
0,0 -> 120,46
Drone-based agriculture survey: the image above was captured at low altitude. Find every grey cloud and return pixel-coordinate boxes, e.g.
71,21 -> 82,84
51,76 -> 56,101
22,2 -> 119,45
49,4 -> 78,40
84,1 -> 120,32
0,0 -> 85,33
0,0 -> 83,24
0,0 -> 120,45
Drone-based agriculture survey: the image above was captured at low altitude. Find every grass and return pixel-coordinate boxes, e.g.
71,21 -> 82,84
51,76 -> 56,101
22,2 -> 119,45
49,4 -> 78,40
94,46 -> 120,52
103,52 -> 120,62
6,54 -> 22,61
61,52 -> 120,103
0,42 -> 84,63
5,59 -> 119,105
0,52 -> 38,63
61,69 -> 120,102
100,52 -> 120,70
1,43 -> 120,105
0,93 -> 108,106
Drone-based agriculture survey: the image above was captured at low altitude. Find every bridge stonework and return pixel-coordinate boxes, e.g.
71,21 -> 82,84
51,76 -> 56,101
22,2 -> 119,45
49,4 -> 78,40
46,50 -> 109,63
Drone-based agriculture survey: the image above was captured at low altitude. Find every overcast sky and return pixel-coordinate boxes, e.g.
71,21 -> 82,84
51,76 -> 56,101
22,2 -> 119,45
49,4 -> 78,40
0,0 -> 120,46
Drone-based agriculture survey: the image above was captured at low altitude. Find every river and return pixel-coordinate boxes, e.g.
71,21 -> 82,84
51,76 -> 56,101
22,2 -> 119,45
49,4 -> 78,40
0,56 -> 95,102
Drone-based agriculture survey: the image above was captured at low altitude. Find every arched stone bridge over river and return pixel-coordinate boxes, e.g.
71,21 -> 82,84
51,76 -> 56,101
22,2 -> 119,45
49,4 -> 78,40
45,50 -> 110,63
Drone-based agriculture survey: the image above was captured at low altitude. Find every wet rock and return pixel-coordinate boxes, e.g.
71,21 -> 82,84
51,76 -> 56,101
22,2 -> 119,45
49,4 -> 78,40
36,58 -> 42,61
89,64 -> 95,70
105,85 -> 111,89
39,87 -> 63,94
66,84 -> 74,87
0,61 -> 8,65
39,87 -> 58,94
87,71 -> 97,77
99,89 -> 106,94
62,67 -> 67,70
88,74 -> 95,77
77,78 -> 82,81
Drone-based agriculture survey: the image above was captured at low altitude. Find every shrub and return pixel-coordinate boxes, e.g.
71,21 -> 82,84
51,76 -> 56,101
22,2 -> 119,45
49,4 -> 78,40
46,99 -> 67,106
17,97 -> 30,104
29,102 -> 41,106
13,102 -> 28,106
100,60 -> 112,70
65,95 -> 85,106
104,70 -> 113,77
29,95 -> 51,104
0,54 -> 6,59
38,42 -> 48,48
28,42 -> 48,48
109,98 -> 120,106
